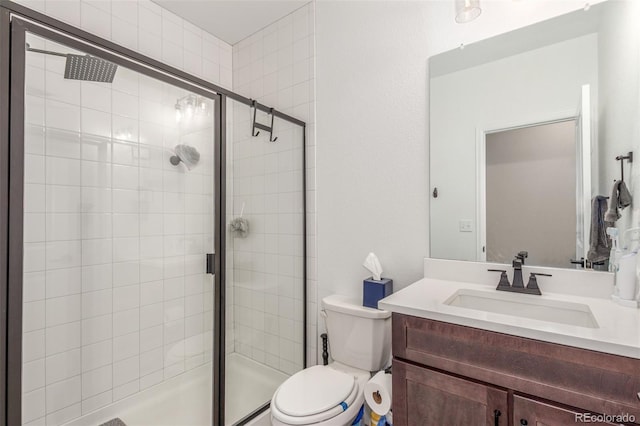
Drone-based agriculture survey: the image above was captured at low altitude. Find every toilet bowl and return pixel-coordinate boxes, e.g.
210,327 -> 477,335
271,295 -> 391,426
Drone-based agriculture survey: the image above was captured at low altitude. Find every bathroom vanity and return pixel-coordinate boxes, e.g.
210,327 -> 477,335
391,314 -> 638,425
379,260 -> 640,426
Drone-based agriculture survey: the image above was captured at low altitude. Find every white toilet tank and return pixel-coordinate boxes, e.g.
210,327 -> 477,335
322,295 -> 392,372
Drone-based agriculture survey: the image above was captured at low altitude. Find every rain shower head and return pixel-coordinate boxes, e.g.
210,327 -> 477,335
170,144 -> 201,170
26,44 -> 118,83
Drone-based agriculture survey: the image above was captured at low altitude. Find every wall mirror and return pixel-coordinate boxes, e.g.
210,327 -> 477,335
429,0 -> 640,269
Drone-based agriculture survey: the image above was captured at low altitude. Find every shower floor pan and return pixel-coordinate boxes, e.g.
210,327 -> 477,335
62,354 -> 288,426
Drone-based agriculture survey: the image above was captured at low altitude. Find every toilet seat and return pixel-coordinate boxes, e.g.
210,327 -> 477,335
271,365 -> 364,425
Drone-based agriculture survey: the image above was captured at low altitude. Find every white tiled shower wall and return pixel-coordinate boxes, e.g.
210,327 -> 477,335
231,2 -> 317,370
16,1 -> 232,425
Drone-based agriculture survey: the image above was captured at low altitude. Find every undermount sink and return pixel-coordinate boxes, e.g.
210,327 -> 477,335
444,289 -> 599,329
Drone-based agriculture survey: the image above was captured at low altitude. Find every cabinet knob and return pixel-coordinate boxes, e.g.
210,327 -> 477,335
493,409 -> 501,426
520,420 -> 528,426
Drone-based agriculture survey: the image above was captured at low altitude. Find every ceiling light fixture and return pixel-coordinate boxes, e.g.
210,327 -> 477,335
455,0 -> 482,23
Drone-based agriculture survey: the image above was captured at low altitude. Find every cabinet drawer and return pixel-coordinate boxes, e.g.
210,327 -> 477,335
393,359 -> 508,426
513,395 -> 627,426
392,313 -> 640,419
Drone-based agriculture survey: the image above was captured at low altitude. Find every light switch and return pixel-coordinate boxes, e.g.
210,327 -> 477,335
459,220 -> 473,232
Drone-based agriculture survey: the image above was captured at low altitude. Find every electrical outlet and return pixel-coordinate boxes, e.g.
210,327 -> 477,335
459,220 -> 473,232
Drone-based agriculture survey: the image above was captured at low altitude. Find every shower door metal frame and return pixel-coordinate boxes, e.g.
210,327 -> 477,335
0,1 -> 308,425
3,15 -> 227,426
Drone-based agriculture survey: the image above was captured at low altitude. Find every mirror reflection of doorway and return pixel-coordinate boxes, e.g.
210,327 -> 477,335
484,120 -> 577,268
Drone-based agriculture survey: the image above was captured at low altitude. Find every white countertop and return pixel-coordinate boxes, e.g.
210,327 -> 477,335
379,277 -> 640,359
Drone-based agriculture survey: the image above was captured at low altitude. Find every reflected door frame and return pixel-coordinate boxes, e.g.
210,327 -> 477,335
475,109 -> 579,263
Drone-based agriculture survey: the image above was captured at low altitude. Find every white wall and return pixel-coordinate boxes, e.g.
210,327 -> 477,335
430,34 -> 598,261
314,0 -> 601,305
597,0 -> 640,243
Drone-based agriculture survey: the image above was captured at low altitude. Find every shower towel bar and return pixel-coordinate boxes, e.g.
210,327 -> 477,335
251,99 -> 278,142
615,152 -> 633,182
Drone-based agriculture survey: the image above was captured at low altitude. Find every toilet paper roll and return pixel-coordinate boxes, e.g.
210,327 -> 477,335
364,371 -> 392,416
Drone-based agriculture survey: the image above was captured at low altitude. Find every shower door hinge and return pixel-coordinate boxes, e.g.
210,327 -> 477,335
206,253 -> 215,275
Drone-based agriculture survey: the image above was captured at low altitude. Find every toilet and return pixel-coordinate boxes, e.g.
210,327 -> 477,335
270,294 -> 392,426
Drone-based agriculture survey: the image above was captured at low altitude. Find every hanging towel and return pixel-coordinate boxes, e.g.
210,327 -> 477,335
604,180 -> 632,222
588,195 -> 613,263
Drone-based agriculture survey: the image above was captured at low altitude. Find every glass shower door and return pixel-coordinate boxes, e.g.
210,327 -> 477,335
14,26 -> 219,426
223,97 -> 305,425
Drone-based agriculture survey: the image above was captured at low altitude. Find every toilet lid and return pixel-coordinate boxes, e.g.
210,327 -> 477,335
274,365 -> 356,417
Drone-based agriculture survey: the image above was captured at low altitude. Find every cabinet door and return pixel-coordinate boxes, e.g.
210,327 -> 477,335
393,359 -> 508,426
513,395 -> 622,426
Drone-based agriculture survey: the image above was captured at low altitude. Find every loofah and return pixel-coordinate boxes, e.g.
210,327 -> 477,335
229,217 -> 249,237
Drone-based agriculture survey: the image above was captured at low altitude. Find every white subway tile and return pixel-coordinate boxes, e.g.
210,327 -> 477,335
113,237 -> 139,262
138,31 -> 162,60
113,378 -> 139,401
22,358 -> 45,392
113,115 -> 139,142
46,185 -> 81,213
112,16 -> 138,51
82,238 -> 113,265
46,294 -> 81,327
46,128 -> 82,159
46,240 -> 82,270
113,284 -> 140,312
46,100 -> 81,133
81,187 -> 112,213
112,261 -> 140,287
113,308 -> 139,336
22,387 -> 46,423
45,348 -> 81,385
139,370 -> 162,390
82,108 -> 112,139
81,389 -> 112,415
24,213 -> 45,243
138,5 -> 161,35
81,82 -> 111,113
23,329 -> 45,362
46,267 -> 82,298
81,339 -> 112,372
114,355 -> 139,387
82,289 -> 112,319
25,154 -> 45,184
81,314 -> 112,345
45,1 -> 81,26
113,164 -> 139,190
140,236 -> 163,259
82,135 -> 112,163
81,213 -> 112,239
46,213 -> 82,241
26,95 -> 45,128
113,332 -> 139,361
45,374 -> 81,412
140,280 -> 163,306
82,264 -> 113,292
140,325 -> 163,352
81,1 -> 112,40
46,156 -> 81,186
81,160 -> 112,188
81,364 -> 112,399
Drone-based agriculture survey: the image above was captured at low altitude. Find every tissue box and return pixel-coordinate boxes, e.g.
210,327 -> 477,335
363,277 -> 393,309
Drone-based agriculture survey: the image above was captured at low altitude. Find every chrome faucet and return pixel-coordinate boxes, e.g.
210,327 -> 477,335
488,251 -> 551,295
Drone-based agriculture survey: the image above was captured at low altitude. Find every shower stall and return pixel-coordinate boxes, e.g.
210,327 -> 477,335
0,4 -> 306,426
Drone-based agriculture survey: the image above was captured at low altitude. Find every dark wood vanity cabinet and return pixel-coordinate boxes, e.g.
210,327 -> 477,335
391,313 -> 640,426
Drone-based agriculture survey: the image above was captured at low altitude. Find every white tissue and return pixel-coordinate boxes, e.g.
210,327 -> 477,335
364,371 -> 392,415
363,252 -> 383,281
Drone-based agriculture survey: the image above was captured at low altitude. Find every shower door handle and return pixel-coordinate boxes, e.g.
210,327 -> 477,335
206,253 -> 215,275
